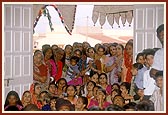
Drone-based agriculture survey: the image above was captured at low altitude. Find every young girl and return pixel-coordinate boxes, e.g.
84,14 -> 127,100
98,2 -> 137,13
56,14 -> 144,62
64,85 -> 78,105
4,91 -> 23,111
56,78 -> 67,98
75,96 -> 88,111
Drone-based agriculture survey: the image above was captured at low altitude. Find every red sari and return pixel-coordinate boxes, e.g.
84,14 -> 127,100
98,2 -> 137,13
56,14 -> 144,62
121,50 -> 133,83
55,61 -> 63,82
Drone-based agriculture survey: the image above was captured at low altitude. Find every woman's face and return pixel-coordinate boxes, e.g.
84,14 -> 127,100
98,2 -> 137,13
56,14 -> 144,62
131,67 -> 138,76
86,82 -> 95,91
116,45 -> 123,56
88,48 -> 95,58
137,89 -> 144,97
93,87 -> 98,97
23,92 -> 31,103
34,85 -> 41,95
55,50 -> 64,61
49,84 -> 56,94
58,80 -> 66,89
75,97 -> 85,110
109,46 -> 117,56
8,95 -> 17,105
97,47 -> 105,57
66,86 -> 76,97
65,46 -> 73,54
96,90 -> 105,100
90,74 -> 98,84
120,85 -> 128,94
137,56 -> 145,65
34,53 -> 43,64
99,74 -> 107,84
125,44 -> 133,56
45,49 -> 52,60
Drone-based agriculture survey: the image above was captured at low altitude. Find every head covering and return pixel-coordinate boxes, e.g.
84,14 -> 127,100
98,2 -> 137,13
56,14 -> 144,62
56,98 -> 75,111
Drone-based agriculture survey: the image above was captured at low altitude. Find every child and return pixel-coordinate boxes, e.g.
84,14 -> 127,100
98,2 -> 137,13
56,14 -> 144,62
133,63 -> 145,90
65,56 -> 82,86
4,91 -> 23,111
65,56 -> 80,82
150,71 -> 163,111
130,63 -> 144,101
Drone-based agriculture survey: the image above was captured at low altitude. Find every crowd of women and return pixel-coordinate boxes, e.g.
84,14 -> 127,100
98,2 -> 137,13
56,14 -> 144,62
4,24 -> 164,111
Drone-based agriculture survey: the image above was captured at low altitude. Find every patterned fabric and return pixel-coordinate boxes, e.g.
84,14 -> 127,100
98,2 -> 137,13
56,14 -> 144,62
92,5 -> 133,28
65,65 -> 80,82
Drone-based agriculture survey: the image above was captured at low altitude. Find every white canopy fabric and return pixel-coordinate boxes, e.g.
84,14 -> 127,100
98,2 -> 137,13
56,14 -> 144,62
92,5 -> 134,28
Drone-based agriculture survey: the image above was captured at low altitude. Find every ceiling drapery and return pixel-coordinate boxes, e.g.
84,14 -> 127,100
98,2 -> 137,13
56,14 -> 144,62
92,5 -> 134,28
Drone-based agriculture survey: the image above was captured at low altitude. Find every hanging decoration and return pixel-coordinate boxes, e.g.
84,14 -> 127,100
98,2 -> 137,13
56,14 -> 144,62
114,13 -> 120,28
33,5 -> 54,33
99,13 -> 106,29
126,10 -> 133,27
33,4 -> 76,35
44,5 -> 54,31
107,14 -> 114,28
50,4 -> 72,35
92,5 -> 134,28
120,12 -> 126,27
92,11 -> 99,26
33,5 -> 44,34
